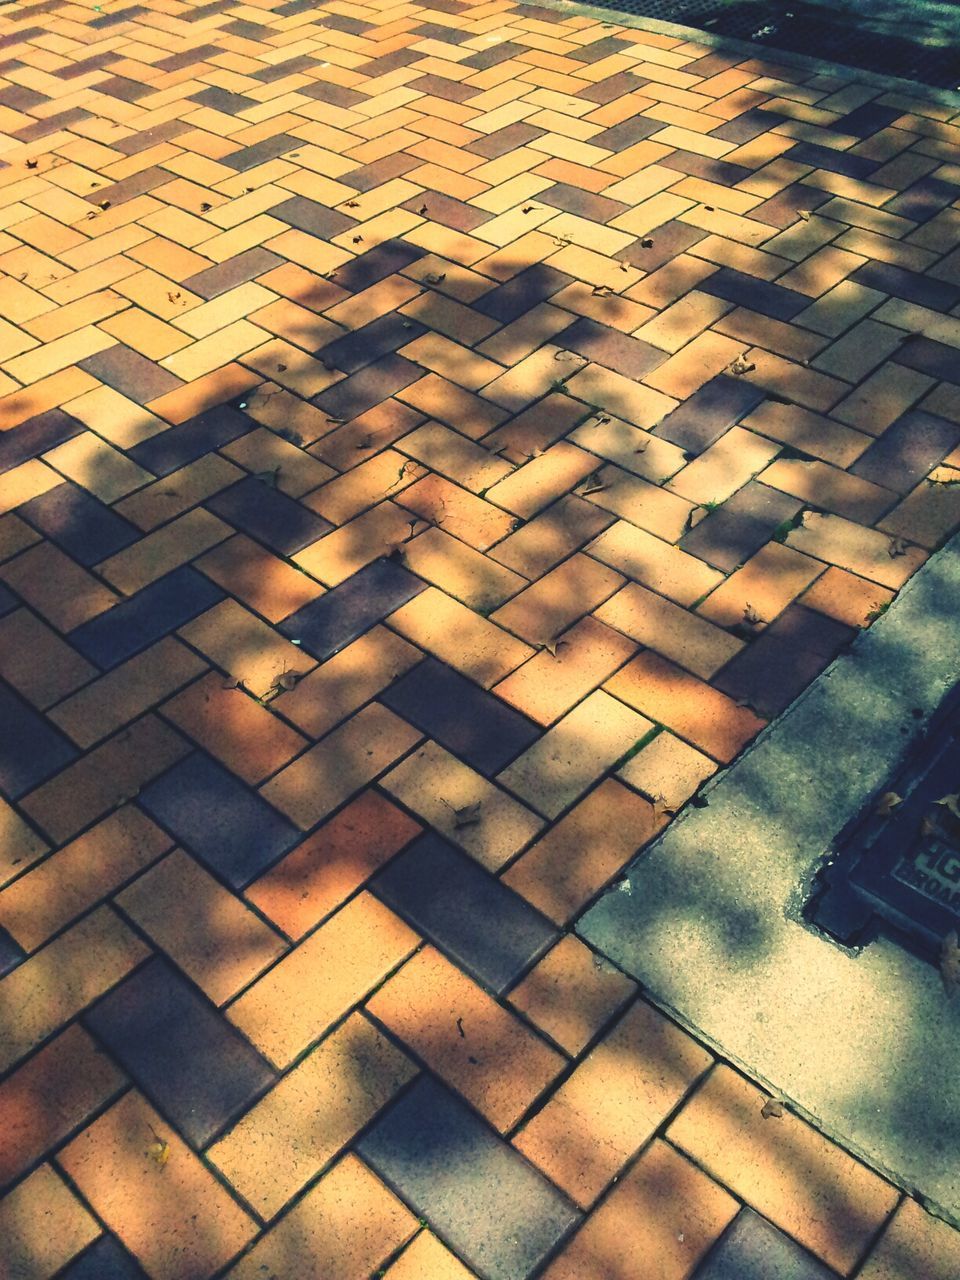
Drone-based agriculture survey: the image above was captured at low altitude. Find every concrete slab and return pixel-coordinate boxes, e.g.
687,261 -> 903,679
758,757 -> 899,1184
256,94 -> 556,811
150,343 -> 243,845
579,532 -> 960,1227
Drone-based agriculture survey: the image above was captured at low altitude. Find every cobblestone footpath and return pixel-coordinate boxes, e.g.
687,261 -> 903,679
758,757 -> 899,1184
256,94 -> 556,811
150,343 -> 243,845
1,0 -> 960,1274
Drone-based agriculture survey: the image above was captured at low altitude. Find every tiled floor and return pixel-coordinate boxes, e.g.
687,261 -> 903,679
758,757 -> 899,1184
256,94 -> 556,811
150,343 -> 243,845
1,0 -> 960,1274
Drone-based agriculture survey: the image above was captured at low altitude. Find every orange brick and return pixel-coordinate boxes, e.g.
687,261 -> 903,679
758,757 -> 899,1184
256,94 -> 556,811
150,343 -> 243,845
516,1000 -> 711,1205
60,1091 -> 256,1280
0,806 -> 171,952
226,1154 -> 415,1280
246,791 -> 420,939
228,892 -> 418,1067
508,934 -> 635,1055
48,637 -> 202,749
386,1231 -> 477,1279
0,798 -> 48,891
305,449 -> 425,525
178,597 -> 312,699
586,466 -> 696,542
0,1024 -> 125,1190
146,362 -> 263,426
368,947 -> 564,1131
787,511 -> 927,591
697,540 -> 825,630
398,372 -> 508,440
0,460 -> 62,515
484,442 -> 598,519
195,533 -> 324,623
162,670 -> 307,784
20,715 -> 190,846
221,426 -> 334,498
0,907 -> 147,1074
389,586 -> 535,687
209,1013 -> 415,1218
0,541 -> 118,631
503,778 -> 661,924
588,519 -> 723,607
607,650 -> 766,764
381,740 -> 545,871
0,608 -> 96,710
859,1198 -> 960,1280
542,1139 -> 737,1280
262,701 -> 420,830
618,729 -> 717,808
669,1065 -> 899,1273
294,501 -> 414,586
879,474 -> 960,550
597,581 -> 745,679
0,1165 -> 99,1280
491,552 -> 622,645
493,614 -> 636,726
118,849 -> 285,1005
398,473 -> 516,551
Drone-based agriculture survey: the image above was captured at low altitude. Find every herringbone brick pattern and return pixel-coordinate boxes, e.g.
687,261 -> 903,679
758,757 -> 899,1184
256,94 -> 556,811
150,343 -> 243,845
1,0 -> 959,1273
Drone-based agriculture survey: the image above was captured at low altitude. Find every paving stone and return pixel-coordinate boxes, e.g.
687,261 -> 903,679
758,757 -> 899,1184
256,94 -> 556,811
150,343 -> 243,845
852,261 -> 960,314
542,1139 -> 737,1280
206,474 -> 332,555
59,1090 -> 256,1280
380,656 -> 540,775
654,375 -> 766,455
0,922 -> 24,977
128,406 -> 253,478
313,354 -> 424,421
279,557 -> 425,659
680,481 -> 804,572
695,1207 -> 838,1280
18,483 -> 140,566
700,267 -> 809,322
0,410 -> 84,475
714,603 -> 858,716
228,891 -> 418,1067
357,1076 -> 580,1280
852,410 -> 960,495
59,1236 -> 148,1280
669,1066 -> 899,1273
0,680 -> 78,799
137,752 -> 299,889
475,264 -> 574,324
84,955 -> 275,1146
372,832 -> 557,994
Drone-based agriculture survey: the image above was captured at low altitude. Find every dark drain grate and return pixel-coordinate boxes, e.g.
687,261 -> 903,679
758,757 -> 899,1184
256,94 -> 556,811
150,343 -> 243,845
810,684 -> 960,964
590,0 -> 960,90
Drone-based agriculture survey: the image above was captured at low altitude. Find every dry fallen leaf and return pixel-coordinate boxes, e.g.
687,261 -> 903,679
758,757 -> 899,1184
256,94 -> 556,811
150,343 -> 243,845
797,209 -> 813,221
936,794 -> 960,819
424,272 -> 446,285
888,536 -> 909,558
743,603 -> 764,628
729,352 -> 756,376
541,638 -> 566,658
940,930 -> 960,995
448,801 -> 481,830
274,670 -> 299,692
875,791 -> 902,817
146,1129 -> 170,1168
579,470 -> 608,496
761,1098 -> 784,1119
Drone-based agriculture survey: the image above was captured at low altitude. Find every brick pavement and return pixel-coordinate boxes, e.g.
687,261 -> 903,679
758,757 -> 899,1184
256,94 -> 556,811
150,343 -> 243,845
0,0 -> 959,1273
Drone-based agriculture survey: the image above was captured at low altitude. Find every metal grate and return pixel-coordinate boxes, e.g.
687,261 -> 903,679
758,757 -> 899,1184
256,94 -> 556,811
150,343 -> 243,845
589,0 -> 960,89
809,683 -> 960,966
